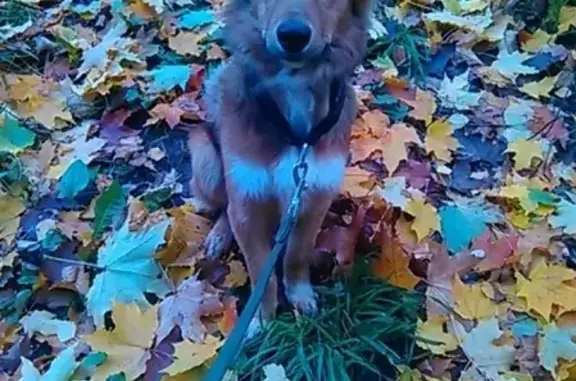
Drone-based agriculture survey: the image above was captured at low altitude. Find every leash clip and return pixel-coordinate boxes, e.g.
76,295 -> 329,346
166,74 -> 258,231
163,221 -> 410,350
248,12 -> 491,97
293,143 -> 310,186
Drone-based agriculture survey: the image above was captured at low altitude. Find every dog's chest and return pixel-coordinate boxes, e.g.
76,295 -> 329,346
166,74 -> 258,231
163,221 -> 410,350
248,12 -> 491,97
226,147 -> 347,200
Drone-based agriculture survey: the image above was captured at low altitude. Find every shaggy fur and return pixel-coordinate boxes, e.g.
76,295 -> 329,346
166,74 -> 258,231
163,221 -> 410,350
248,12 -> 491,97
188,0 -> 371,331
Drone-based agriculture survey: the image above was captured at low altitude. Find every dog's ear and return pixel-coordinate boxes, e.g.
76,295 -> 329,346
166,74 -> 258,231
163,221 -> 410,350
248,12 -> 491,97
350,0 -> 372,20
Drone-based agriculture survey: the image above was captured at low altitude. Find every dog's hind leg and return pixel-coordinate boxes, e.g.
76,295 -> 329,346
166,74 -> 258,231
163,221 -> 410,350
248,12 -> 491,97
187,127 -> 234,257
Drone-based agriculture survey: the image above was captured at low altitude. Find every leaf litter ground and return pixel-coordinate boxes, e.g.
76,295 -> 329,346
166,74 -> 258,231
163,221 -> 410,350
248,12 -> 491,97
1,0 -> 576,380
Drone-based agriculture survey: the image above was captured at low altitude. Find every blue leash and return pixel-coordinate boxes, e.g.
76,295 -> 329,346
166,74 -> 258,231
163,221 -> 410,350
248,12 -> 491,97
203,144 -> 310,381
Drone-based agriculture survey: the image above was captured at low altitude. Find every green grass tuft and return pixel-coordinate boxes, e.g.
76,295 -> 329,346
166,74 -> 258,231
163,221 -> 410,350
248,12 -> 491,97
234,260 -> 424,381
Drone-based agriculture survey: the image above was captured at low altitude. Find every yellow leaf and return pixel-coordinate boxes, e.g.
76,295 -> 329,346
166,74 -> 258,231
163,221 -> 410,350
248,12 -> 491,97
163,336 -> 222,376
521,29 -> 551,53
516,261 -> 576,321
506,139 -> 544,171
452,276 -> 496,320
373,226 -> 420,289
223,260 -> 248,288
520,74 -> 559,99
169,32 -> 203,57
416,316 -> 458,355
425,119 -> 459,162
558,6 -> 576,33
405,199 -> 440,241
0,195 -> 25,245
83,303 -> 158,381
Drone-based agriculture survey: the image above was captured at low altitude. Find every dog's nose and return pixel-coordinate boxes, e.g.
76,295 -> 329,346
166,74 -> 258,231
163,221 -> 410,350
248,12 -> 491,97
276,19 -> 312,54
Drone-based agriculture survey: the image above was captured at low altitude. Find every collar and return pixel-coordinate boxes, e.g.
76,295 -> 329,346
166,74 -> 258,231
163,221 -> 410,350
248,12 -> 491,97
247,72 -> 347,146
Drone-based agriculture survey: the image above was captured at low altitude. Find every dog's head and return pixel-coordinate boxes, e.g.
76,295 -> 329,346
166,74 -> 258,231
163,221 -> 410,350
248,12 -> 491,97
223,0 -> 371,83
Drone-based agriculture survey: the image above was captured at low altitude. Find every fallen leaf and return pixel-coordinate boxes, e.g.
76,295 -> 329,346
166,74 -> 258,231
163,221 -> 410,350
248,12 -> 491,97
20,342 -> 79,381
516,261 -> 576,321
521,75 -> 560,99
162,336 -> 222,376
223,261 -> 248,288
83,303 -> 158,381
20,310 -> 76,342
538,323 -> 576,378
169,32 -> 203,57
506,139 -> 544,171
262,364 -> 290,381
549,191 -> 576,234
0,194 -> 26,245
373,225 -> 420,289
149,103 -> 185,128
416,316 -> 458,355
405,198 -> 440,241
452,275 -> 496,320
157,276 -> 223,343
453,318 -> 515,380
86,219 -> 170,327
425,119 -> 459,162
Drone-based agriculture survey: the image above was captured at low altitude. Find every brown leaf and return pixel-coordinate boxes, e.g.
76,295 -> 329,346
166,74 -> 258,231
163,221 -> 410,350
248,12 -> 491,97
156,276 -> 223,343
316,205 -> 367,269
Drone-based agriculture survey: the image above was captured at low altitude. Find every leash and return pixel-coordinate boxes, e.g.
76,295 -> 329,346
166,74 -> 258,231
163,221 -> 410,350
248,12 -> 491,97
203,144 -> 311,381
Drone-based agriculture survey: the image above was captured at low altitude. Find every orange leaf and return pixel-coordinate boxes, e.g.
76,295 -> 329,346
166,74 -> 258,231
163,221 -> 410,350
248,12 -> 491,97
373,225 -> 420,289
340,166 -> 375,197
218,296 -> 238,336
149,103 -> 185,128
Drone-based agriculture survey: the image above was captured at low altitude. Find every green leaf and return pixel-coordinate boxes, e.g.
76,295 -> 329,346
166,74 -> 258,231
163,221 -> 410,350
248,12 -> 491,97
141,187 -> 172,211
86,218 -> 170,327
0,113 -> 36,153
93,180 -> 127,240
56,160 -> 91,199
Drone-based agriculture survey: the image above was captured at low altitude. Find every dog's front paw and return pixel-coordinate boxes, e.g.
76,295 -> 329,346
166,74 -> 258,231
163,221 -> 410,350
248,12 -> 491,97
285,281 -> 318,316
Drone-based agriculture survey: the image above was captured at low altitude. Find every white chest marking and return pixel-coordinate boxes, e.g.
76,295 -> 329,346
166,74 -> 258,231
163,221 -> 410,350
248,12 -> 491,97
227,148 -> 346,200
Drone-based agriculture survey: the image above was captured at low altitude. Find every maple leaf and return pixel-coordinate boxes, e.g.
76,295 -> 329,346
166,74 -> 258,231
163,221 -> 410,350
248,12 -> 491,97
83,303 -> 158,381
439,195 -> 503,252
394,88 -> 437,124
162,336 -> 222,376
377,176 -> 409,209
156,276 -> 223,343
169,31 -> 204,57
148,103 -> 185,128
424,10 -> 493,33
416,316 -> 458,355
549,191 -> 576,234
425,119 -> 459,162
538,323 -> 576,378
0,194 -> 26,245
2,75 -> 73,130
373,225 -> 420,289
404,198 -> 440,241
144,65 -> 193,93
490,51 -> 537,81
472,232 -> 518,272
20,310 -> 76,342
0,112 -> 36,154
20,342 -> 80,381
558,6 -> 576,33
381,123 -> 422,174
86,218 -> 170,328
516,261 -> 576,320
437,70 -> 484,111
520,75 -> 560,99
341,166 -> 375,198
452,275 -> 496,320
453,318 -> 515,380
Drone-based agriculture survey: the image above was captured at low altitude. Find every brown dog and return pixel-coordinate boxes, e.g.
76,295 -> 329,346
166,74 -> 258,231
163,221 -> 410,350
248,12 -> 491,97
188,0 -> 372,332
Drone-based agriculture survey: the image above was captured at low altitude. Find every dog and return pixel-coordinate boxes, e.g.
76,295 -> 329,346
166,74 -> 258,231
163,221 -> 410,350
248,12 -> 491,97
187,0 -> 372,332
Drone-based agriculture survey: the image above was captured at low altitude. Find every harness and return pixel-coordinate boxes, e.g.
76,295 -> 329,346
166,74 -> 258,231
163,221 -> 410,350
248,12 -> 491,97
202,71 -> 347,381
